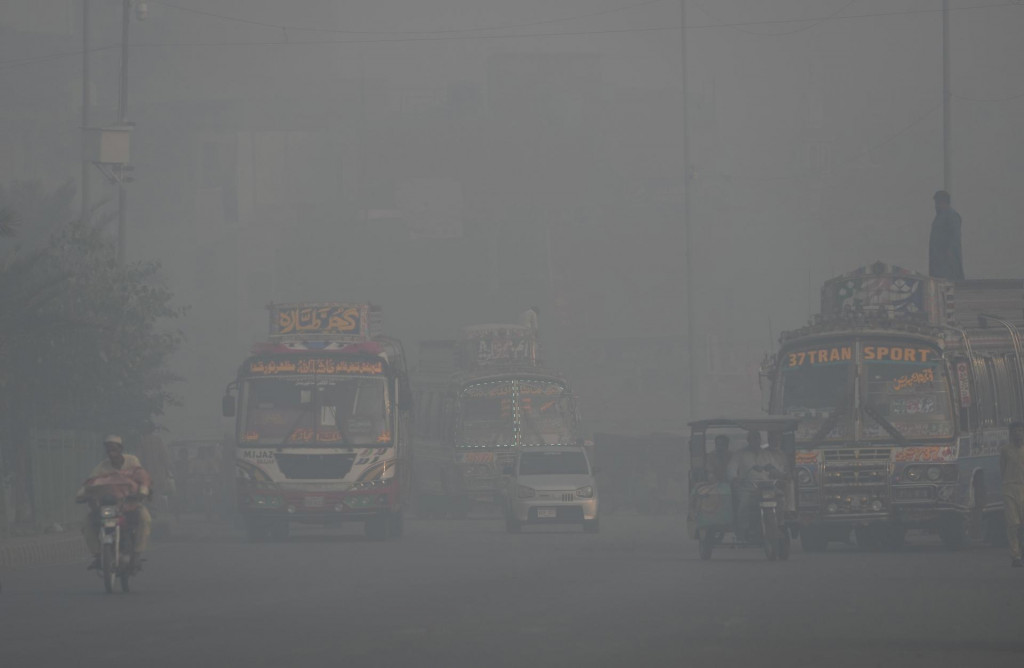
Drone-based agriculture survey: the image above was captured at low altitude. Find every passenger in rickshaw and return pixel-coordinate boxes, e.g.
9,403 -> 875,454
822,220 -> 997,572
708,435 -> 731,483
726,431 -> 787,541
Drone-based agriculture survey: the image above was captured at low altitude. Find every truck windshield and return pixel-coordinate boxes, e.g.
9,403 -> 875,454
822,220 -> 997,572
519,380 -> 574,446
459,379 -> 574,447
519,450 -> 589,476
241,376 -> 388,446
861,344 -> 954,440
778,346 -> 854,443
460,381 -> 515,447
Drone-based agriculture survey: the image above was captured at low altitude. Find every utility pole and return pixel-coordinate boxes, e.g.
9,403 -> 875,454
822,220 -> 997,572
80,0 -> 91,224
117,0 -> 130,266
942,0 -> 952,192
681,0 -> 698,422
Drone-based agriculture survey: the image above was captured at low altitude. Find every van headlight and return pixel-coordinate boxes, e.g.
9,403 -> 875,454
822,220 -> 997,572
575,486 -> 594,499
517,485 -> 536,499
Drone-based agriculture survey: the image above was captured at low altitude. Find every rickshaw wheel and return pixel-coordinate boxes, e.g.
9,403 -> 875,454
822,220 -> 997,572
763,537 -> 778,561
778,532 -> 791,561
698,529 -> 714,560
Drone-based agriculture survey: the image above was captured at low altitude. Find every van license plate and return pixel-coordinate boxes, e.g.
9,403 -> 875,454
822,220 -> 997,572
304,496 -> 324,508
537,508 -> 557,519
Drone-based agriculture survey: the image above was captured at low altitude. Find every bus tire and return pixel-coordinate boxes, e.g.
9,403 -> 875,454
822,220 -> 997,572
801,527 -> 828,552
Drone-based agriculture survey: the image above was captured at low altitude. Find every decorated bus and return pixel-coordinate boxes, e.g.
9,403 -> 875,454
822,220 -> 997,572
222,303 -> 412,540
763,263 -> 1024,551
412,323 -> 582,517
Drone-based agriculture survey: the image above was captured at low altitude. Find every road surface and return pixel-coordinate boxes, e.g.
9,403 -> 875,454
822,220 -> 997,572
3,515 -> 1023,667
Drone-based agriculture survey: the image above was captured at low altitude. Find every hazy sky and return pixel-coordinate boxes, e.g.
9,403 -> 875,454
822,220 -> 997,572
3,0 -> 1024,436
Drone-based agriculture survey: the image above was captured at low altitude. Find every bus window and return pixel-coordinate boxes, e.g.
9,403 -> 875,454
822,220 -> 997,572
971,357 -> 997,427
952,358 -> 976,433
1005,354 -> 1024,423
992,357 -> 1017,424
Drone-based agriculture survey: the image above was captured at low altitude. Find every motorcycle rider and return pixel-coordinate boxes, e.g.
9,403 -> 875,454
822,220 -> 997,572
726,431 -> 787,541
76,435 -> 152,570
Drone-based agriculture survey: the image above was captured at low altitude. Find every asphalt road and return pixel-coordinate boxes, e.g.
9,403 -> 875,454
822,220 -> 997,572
3,515 -> 1024,668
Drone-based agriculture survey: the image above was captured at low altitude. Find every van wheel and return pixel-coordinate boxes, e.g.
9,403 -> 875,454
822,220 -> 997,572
505,516 -> 522,533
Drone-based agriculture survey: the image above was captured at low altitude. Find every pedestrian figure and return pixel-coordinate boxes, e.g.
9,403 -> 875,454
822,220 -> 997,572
1000,421 -> 1024,567
928,190 -> 964,280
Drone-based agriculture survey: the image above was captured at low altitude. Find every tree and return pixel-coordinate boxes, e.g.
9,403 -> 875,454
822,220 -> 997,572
0,181 -> 185,526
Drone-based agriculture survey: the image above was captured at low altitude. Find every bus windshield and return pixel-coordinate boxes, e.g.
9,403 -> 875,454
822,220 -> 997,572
775,340 -> 955,443
240,376 -> 389,446
778,344 -> 855,443
861,343 -> 954,440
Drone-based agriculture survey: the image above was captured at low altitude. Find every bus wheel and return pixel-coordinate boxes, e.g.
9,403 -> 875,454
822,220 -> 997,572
244,518 -> 270,542
985,513 -> 1009,546
938,516 -> 966,549
801,527 -> 827,552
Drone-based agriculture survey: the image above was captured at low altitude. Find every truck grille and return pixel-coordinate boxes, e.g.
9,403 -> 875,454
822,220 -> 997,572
276,453 -> 356,480
823,468 -> 888,485
823,448 -> 891,462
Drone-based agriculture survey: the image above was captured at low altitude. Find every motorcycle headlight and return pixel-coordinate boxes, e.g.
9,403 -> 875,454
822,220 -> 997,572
576,486 -> 594,499
517,485 -> 536,499
100,506 -> 118,519
926,466 -> 943,482
797,468 -> 813,486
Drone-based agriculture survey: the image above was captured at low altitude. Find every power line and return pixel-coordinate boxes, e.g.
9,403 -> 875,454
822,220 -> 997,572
695,0 -> 861,37
0,44 -> 119,71
152,0 -> 672,35
0,1 -> 1020,70
952,89 -> 1024,103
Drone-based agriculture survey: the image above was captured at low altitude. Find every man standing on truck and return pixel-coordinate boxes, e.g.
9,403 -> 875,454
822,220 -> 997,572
928,190 -> 964,280
1000,421 -> 1024,567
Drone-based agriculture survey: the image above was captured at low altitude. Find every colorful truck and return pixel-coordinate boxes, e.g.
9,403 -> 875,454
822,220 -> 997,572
222,303 -> 412,540
412,323 -> 582,517
763,263 -> 1024,550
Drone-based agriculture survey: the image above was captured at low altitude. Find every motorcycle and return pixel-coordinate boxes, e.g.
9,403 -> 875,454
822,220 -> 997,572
755,478 -> 791,562
93,495 -> 141,594
78,470 -> 147,594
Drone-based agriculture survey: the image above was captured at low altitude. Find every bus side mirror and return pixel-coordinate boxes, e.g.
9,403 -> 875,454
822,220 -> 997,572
222,394 -> 236,418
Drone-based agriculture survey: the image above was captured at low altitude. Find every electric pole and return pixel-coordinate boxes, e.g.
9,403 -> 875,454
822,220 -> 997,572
81,0 -> 91,224
117,0 -> 130,266
681,0 -> 698,422
942,0 -> 952,193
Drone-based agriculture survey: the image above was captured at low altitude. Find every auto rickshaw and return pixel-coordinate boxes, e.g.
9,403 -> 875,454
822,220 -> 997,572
686,417 -> 800,561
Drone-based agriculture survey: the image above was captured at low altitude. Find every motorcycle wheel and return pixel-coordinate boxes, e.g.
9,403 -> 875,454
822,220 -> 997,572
762,509 -> 779,561
778,531 -> 791,561
101,544 -> 116,594
698,529 -> 714,561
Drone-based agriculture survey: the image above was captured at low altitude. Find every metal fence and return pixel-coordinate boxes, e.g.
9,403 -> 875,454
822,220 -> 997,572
30,429 -> 100,529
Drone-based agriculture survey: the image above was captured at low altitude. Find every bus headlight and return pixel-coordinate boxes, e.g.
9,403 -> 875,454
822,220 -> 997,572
797,468 -> 813,486
905,467 -> 921,481
926,466 -> 942,482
